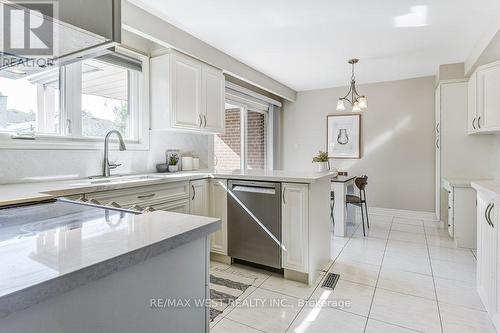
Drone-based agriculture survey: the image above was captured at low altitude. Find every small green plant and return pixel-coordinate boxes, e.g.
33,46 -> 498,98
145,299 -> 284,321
168,155 -> 179,166
312,151 -> 329,163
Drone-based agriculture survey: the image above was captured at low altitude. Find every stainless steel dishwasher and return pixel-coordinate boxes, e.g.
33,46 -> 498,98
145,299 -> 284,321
227,180 -> 282,269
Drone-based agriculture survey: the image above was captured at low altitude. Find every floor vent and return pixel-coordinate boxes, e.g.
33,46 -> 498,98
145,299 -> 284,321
321,273 -> 340,290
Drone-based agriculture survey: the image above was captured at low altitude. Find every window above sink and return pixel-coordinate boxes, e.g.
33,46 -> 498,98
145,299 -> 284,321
0,47 -> 150,150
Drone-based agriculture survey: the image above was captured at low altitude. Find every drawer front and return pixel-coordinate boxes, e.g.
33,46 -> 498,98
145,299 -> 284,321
153,199 -> 190,214
85,182 -> 190,208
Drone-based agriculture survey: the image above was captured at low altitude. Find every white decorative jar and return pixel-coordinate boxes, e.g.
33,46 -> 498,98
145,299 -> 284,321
181,157 -> 193,171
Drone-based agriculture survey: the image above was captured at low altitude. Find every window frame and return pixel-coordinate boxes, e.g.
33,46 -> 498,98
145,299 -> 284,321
0,46 -> 150,151
214,95 -> 273,171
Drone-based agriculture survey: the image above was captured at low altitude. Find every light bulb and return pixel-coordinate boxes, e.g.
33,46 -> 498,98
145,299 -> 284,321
352,101 -> 361,112
358,96 -> 367,109
336,99 -> 346,111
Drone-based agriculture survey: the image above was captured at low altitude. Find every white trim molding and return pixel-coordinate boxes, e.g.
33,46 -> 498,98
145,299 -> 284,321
355,206 -> 439,222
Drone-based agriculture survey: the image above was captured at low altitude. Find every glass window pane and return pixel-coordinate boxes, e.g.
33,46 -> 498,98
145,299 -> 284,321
81,59 -> 131,138
214,106 -> 241,170
0,68 -> 60,134
246,110 -> 266,170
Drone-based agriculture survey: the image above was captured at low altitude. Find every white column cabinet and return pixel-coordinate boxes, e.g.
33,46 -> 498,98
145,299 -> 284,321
190,180 -> 209,216
151,50 -> 225,134
468,71 -> 479,134
209,179 -> 228,255
282,183 -> 309,273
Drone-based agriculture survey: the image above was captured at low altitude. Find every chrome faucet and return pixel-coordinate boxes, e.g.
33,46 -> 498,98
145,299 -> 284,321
103,130 -> 127,177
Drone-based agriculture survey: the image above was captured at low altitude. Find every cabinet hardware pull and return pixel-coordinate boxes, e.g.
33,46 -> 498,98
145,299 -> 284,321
488,203 -> 495,228
198,115 -> 203,127
282,187 -> 286,204
137,193 -> 156,199
472,118 -> 477,130
436,123 -> 440,134
192,184 -> 196,200
435,138 -> 440,149
478,116 -> 481,129
485,203 -> 493,227
204,115 -> 207,128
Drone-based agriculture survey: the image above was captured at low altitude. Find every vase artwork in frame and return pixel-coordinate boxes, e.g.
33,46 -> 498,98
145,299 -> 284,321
327,114 -> 361,159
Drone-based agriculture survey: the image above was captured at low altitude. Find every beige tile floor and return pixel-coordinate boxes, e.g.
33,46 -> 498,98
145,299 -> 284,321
209,214 -> 494,333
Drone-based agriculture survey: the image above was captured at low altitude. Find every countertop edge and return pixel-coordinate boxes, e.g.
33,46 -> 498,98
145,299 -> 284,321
0,219 -> 220,319
0,171 -> 337,207
471,181 -> 500,199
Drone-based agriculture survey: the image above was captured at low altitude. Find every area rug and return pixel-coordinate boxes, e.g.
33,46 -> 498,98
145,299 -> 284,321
209,272 -> 252,321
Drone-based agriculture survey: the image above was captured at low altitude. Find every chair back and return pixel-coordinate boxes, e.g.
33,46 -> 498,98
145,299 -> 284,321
355,176 -> 368,191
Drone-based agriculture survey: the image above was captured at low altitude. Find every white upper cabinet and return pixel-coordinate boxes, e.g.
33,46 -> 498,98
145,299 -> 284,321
151,50 -> 225,134
171,55 -> 203,130
202,65 -> 225,133
468,61 -> 500,134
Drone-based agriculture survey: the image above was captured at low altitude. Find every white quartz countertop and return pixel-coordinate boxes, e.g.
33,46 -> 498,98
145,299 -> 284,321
0,200 -> 220,317
442,178 -> 478,187
471,180 -> 500,199
0,170 -> 336,207
209,169 -> 336,183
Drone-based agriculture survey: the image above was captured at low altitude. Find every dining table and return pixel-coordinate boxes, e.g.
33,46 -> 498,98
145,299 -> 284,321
331,175 -> 357,237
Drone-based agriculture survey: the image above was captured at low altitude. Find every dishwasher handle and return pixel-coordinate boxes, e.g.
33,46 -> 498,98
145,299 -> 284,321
232,185 -> 276,195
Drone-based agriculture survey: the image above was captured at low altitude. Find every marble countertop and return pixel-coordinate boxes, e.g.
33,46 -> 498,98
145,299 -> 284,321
0,170 -> 336,207
0,200 -> 220,318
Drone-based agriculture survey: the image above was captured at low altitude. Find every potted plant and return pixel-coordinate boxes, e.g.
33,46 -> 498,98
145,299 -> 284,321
168,155 -> 179,172
312,151 -> 330,172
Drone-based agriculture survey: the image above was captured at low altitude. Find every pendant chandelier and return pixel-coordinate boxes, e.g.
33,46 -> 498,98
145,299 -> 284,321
336,59 -> 367,112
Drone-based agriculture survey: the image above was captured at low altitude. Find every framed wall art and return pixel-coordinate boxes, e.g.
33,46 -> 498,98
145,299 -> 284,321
327,113 -> 361,159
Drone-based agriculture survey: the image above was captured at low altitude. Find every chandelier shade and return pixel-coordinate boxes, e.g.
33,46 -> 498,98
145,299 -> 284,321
336,59 -> 368,112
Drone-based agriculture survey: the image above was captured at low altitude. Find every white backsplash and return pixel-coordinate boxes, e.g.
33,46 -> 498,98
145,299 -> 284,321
0,130 -> 210,184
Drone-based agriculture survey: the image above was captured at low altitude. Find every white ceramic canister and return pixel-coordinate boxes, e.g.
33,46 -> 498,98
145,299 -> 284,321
192,157 -> 200,170
182,156 -> 193,171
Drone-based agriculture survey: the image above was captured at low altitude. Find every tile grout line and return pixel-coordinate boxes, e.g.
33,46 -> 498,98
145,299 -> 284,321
423,220 -> 445,333
363,216 -> 394,333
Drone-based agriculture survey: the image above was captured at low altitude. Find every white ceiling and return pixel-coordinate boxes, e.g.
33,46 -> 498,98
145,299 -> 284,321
130,0 -> 500,91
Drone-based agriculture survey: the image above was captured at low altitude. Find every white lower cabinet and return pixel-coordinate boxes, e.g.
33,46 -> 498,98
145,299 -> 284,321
476,190 -> 500,328
281,183 -> 309,273
209,179 -> 228,255
190,179 -> 209,216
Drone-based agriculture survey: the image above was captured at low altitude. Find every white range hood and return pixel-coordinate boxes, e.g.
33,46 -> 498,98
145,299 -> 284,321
0,0 -> 121,76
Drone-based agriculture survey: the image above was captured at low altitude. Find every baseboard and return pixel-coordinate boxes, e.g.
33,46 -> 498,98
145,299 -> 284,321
355,207 -> 439,222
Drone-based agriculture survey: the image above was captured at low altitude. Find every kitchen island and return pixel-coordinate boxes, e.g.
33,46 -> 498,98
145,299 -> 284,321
0,169 -> 335,286
0,200 -> 220,333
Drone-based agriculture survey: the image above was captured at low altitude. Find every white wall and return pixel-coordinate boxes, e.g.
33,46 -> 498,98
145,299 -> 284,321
282,76 -> 436,212
0,131 -> 209,184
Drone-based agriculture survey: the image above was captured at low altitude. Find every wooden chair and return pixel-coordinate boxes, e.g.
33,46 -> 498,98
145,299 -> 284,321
346,176 -> 370,236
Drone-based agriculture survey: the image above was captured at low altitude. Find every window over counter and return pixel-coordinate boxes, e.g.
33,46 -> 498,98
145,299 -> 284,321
0,47 -> 149,150
214,90 -> 275,171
